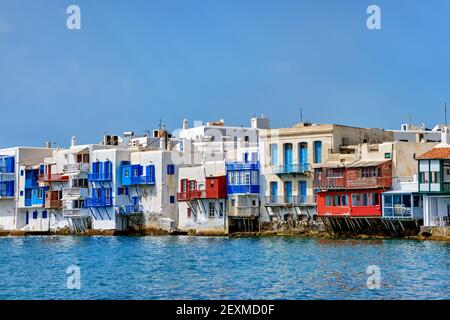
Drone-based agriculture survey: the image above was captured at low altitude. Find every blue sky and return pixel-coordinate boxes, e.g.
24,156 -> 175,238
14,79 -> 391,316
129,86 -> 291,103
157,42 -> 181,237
0,0 -> 449,148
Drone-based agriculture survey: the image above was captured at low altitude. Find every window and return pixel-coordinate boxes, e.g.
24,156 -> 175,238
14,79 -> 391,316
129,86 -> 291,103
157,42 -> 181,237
208,203 -> 215,218
313,141 -> 322,163
341,195 -> 348,206
369,193 -> 379,206
117,187 -> 129,195
252,199 -> 257,206
352,193 -> 369,206
187,208 -> 192,218
244,171 -> 250,185
170,195 -> 175,204
20,190 -> 24,196
37,188 -> 44,199
325,195 -> 333,206
333,195 -> 341,206
124,169 -> 130,178
252,171 -> 258,185
219,203 -> 224,217
270,144 -> 279,166
133,168 -> 140,177
167,164 -> 175,175
42,211 -> 48,219
431,171 -> 440,183
32,211 -> 38,219
384,152 -> 391,159
420,172 -> 430,183
20,170 -> 24,176
231,198 -> 236,207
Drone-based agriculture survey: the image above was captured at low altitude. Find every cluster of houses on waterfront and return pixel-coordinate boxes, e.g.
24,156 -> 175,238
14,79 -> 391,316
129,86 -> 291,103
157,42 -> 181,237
0,116 -> 449,236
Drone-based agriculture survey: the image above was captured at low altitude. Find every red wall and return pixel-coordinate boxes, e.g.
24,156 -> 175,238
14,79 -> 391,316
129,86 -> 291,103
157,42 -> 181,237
317,189 -> 382,217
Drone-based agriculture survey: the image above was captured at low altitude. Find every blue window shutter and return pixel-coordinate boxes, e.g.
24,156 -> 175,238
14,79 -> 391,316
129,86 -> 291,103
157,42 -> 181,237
170,195 -> 175,204
42,211 -> 47,219
33,211 -> 38,219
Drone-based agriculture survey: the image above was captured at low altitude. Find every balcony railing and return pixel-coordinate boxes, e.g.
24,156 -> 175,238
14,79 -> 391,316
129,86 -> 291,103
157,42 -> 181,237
177,190 -> 207,201
63,163 -> 90,173
38,173 -> 69,183
45,200 -> 63,209
227,184 -> 260,194
25,179 -> 38,188
0,190 -> 14,198
273,163 -> 310,175
62,187 -> 88,199
129,175 -> 155,185
264,195 -> 316,206
117,205 -> 144,215
228,207 -> 260,217
85,197 -> 113,207
314,176 -> 347,190
88,172 -> 113,182
62,209 -> 86,218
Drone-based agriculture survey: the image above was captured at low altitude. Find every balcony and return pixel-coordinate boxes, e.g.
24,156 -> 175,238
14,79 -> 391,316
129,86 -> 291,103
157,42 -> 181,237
346,176 -> 392,190
45,199 -> 63,209
227,184 -> 260,194
62,187 -> 87,200
177,190 -> 207,201
117,205 -> 144,215
0,190 -> 14,198
128,175 -> 155,186
264,195 -> 316,206
62,209 -> 85,218
63,163 -> 90,173
314,176 -> 347,190
85,197 -> 113,207
38,173 -> 69,183
273,163 -> 309,175
88,172 -> 112,182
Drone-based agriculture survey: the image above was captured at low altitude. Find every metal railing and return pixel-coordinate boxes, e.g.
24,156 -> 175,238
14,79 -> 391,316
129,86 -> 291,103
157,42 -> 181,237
88,172 -> 113,182
85,197 -> 113,207
264,195 -> 316,206
118,205 -> 144,215
273,163 -> 310,175
63,163 -> 90,173
62,187 -> 87,199
431,216 -> 450,227
129,175 -> 155,185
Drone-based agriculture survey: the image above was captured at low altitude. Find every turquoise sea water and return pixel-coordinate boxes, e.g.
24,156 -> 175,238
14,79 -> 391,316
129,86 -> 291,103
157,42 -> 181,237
0,236 -> 448,300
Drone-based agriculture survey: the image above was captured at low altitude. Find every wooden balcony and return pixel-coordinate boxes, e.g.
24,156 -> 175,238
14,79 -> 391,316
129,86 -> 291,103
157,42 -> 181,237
38,173 -> 69,183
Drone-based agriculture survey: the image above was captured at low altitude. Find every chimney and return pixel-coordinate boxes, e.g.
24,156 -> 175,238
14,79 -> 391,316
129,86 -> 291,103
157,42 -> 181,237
71,136 -> 77,147
441,126 -> 450,145
45,141 -> 51,148
183,119 -> 189,130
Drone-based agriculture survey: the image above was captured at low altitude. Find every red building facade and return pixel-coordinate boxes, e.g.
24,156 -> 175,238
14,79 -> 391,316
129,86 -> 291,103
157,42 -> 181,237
314,160 -> 392,217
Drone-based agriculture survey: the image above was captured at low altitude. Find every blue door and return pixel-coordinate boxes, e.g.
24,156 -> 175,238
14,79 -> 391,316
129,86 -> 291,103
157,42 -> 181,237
270,182 -> 278,203
284,143 -> 293,171
299,181 -> 307,203
314,141 -> 322,163
284,181 -> 292,203
299,143 -> 308,171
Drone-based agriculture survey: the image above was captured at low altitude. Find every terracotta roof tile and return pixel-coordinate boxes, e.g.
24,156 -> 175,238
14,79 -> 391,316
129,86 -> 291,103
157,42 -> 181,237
416,147 -> 450,159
